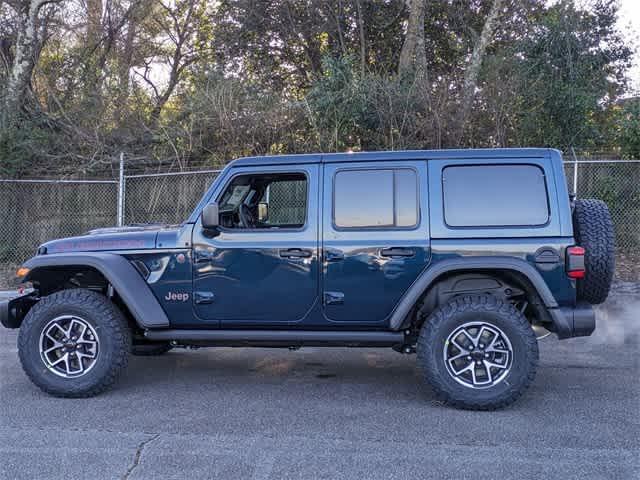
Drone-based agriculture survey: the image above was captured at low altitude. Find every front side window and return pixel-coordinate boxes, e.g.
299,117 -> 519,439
217,172 -> 307,229
333,169 -> 418,229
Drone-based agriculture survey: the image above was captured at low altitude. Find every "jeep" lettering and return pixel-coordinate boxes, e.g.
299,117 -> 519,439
164,292 -> 190,302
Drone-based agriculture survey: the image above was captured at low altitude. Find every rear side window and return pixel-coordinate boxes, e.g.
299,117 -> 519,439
333,169 -> 418,229
443,165 -> 549,227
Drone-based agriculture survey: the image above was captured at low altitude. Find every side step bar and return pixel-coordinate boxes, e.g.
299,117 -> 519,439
144,329 -> 405,347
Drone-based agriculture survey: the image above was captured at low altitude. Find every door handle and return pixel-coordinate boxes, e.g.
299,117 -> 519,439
324,249 -> 344,262
380,247 -> 415,258
279,248 -> 312,258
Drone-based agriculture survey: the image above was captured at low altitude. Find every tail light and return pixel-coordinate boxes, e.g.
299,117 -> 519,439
566,246 -> 585,279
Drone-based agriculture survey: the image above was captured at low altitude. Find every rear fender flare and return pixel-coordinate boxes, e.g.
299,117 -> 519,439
23,253 -> 169,329
389,256 -> 559,331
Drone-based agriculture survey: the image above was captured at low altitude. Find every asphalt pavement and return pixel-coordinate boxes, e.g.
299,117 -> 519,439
1,289 -> 638,480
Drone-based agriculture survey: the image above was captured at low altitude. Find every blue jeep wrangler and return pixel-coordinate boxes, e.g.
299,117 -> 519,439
1,148 -> 615,409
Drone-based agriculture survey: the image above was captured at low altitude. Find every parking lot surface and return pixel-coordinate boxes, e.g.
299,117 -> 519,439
1,290 -> 638,480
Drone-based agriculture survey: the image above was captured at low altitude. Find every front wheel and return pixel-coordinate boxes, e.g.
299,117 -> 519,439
417,295 -> 538,410
18,289 -> 131,398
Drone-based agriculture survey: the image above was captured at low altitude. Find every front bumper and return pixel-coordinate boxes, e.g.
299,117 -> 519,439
549,301 -> 596,339
0,293 -> 36,329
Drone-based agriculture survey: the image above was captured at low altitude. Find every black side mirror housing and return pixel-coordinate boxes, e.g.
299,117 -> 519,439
201,203 -> 220,230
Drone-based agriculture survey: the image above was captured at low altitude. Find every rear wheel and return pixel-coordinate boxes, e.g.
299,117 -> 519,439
18,289 -> 131,398
417,295 -> 538,410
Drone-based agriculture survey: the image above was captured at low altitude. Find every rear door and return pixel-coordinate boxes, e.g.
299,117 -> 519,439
321,160 -> 431,325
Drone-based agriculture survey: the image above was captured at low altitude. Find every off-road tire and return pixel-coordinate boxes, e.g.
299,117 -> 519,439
18,289 -> 131,398
131,342 -> 173,356
572,198 -> 615,305
417,295 -> 538,410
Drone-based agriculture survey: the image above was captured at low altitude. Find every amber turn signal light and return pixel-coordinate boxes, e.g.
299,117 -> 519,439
16,267 -> 30,278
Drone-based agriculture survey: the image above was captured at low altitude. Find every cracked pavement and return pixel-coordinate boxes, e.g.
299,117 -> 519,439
1,291 -> 639,479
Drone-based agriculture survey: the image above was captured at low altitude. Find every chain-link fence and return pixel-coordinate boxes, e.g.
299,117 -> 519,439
0,159 -> 638,286
0,179 -> 119,283
124,170 -> 220,224
564,161 -> 640,253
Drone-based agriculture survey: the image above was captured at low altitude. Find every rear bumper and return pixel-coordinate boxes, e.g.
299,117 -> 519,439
549,302 -> 596,339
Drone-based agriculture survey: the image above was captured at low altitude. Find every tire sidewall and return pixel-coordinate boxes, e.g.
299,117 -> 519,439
19,294 -> 125,395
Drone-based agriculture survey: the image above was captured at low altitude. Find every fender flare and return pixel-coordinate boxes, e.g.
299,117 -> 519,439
23,253 -> 169,329
388,256 -> 559,331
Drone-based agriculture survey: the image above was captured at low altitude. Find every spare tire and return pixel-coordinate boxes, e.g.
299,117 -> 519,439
572,199 -> 615,304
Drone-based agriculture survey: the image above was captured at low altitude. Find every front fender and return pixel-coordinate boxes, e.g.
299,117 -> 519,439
22,253 -> 170,329
388,256 -> 560,331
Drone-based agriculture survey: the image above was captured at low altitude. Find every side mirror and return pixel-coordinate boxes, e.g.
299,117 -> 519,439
201,203 -> 219,229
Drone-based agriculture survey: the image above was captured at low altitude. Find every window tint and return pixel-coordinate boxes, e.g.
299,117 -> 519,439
443,165 -> 549,227
218,172 -> 307,229
333,169 -> 418,229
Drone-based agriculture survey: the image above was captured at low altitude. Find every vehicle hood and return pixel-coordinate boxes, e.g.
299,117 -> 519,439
39,224 -> 183,254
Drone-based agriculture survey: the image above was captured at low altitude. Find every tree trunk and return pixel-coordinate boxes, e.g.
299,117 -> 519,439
397,0 -> 427,79
355,0 -> 366,77
114,14 -> 137,125
455,0 -> 504,143
86,0 -> 102,46
5,0 -> 53,118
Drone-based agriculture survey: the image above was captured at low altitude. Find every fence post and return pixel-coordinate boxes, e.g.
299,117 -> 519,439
570,147 -> 579,197
117,152 -> 125,226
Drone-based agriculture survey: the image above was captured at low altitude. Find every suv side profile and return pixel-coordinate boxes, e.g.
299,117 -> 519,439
1,148 -> 615,410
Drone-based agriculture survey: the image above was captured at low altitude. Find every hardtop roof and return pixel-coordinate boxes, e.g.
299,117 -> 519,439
229,148 -> 559,167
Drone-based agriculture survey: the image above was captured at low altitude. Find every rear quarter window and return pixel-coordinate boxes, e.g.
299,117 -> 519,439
442,164 -> 550,227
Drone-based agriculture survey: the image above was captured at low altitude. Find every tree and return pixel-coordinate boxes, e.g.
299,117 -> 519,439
511,0 -> 632,149
4,0 -> 62,118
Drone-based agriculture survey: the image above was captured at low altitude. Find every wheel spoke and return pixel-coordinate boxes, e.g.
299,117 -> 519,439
451,361 -> 474,377
50,353 -> 68,368
77,349 -> 97,361
476,326 -> 490,344
459,329 -> 477,348
74,320 -> 87,340
481,361 -> 493,383
470,364 -> 478,385
72,354 -> 85,374
63,354 -> 73,375
448,351 -> 469,364
484,359 -> 509,371
50,323 -> 68,338
451,339 -> 468,354
44,344 -> 62,355
485,333 -> 508,355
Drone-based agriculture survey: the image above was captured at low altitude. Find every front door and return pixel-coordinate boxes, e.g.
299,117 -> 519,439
192,165 -> 319,326
321,161 -> 431,325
